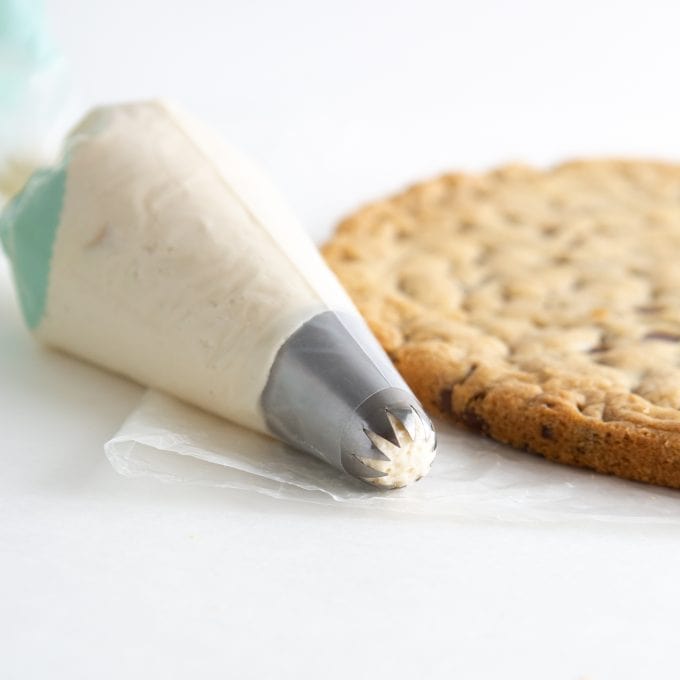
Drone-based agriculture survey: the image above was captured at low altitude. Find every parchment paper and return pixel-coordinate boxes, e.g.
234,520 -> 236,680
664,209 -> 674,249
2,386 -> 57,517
105,390 -> 680,524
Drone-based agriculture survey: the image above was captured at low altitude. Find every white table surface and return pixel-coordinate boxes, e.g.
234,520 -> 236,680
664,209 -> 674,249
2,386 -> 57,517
3,1 -> 680,678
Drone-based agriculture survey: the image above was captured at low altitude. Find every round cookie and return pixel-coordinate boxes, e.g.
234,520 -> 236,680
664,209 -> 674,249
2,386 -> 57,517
323,160 -> 680,489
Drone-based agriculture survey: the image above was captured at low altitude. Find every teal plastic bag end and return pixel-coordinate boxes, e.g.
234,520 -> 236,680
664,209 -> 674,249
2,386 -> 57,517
0,160 -> 67,329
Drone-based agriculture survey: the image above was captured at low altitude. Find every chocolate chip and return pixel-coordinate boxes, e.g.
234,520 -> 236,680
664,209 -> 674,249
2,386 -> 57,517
439,387 -> 452,414
644,331 -> 680,342
540,424 -> 554,440
636,304 -> 664,314
588,344 -> 608,354
461,408 -> 489,435
463,363 -> 478,381
439,364 -> 479,414
588,334 -> 611,353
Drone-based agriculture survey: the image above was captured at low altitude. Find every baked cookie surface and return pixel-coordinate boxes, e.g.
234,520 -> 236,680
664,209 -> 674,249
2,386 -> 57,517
323,161 -> 680,488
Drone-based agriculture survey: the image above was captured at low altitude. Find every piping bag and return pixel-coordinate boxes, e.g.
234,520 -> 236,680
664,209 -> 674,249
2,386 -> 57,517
0,100 -> 437,489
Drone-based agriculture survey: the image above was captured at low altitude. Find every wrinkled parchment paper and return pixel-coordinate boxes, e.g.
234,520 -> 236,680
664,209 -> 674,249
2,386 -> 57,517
105,390 -> 680,523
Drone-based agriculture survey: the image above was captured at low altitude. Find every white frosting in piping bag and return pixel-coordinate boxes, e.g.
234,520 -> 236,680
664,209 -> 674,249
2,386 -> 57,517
38,101 -> 354,432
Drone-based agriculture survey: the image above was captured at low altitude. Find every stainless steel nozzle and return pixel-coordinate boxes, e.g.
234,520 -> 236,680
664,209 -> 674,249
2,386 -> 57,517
261,311 -> 437,488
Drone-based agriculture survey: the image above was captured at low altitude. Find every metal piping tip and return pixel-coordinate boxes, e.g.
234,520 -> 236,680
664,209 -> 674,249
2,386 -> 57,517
261,310 -> 438,489
386,406 -> 418,440
341,388 -> 437,489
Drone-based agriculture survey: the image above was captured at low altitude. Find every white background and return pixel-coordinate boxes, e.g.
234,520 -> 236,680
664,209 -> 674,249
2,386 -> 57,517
3,1 -> 680,678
